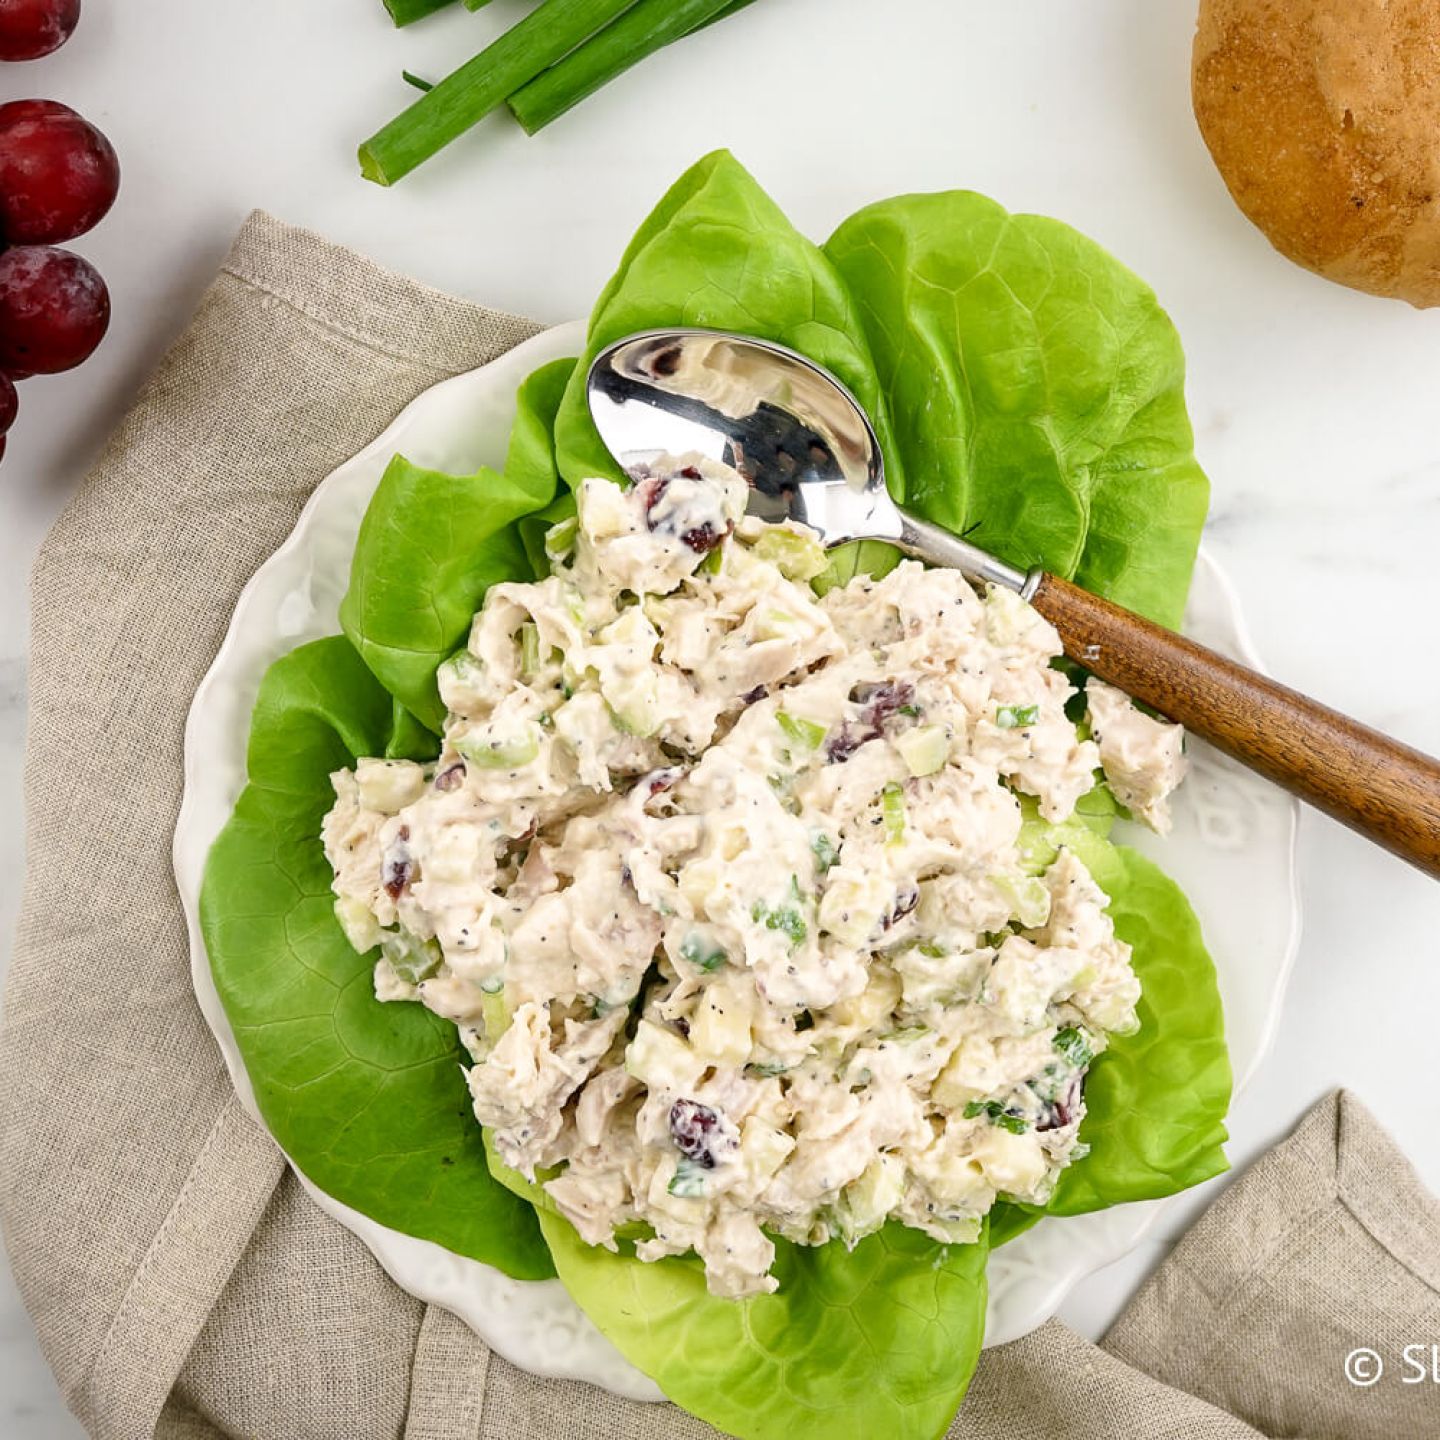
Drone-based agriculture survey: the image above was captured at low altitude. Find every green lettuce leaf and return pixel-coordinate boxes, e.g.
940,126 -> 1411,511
200,636 -> 555,1280
1046,844 -> 1232,1212
551,150 -> 901,497
338,357 -> 570,732
825,192 -> 1209,628
538,1209 -> 989,1440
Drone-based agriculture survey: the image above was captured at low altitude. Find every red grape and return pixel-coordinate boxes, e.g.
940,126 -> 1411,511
0,372 -> 15,433
0,245 -> 108,373
0,100 -> 118,244
0,0 -> 80,61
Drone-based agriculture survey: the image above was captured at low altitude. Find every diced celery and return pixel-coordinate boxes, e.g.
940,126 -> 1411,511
777,711 -> 827,751
544,516 -> 578,562
609,691 -> 659,738
481,987 -> 512,1043
991,871 -> 1052,927
895,724 -> 948,776
454,725 -> 541,769
518,622 -> 542,677
380,929 -> 442,985
996,703 -> 1040,730
882,782 -> 906,845
750,527 -> 827,581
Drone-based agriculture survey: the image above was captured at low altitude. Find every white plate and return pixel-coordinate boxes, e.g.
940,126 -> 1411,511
173,320 -> 1301,1397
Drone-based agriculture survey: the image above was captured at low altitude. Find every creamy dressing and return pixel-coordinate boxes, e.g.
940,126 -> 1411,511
322,456 -> 1187,1298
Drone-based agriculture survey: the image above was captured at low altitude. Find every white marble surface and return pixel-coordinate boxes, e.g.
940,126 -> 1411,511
1,0 -> 1438,1434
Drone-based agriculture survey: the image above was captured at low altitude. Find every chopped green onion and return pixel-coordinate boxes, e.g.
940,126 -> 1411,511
996,703 -> 1040,729
402,70 -> 436,93
1053,1025 -> 1093,1069
963,1099 -> 1031,1134
679,933 -> 727,972
746,1059 -> 790,1078
881,782 -> 906,846
752,877 -> 807,947
668,1157 -> 708,1197
778,711 -> 827,751
810,832 -> 840,875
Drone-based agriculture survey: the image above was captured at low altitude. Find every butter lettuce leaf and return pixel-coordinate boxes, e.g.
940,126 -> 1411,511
539,1209 -> 989,1440
201,636 -> 555,1279
551,150 -> 902,500
338,358 -> 570,732
825,191 -> 1209,628
1047,844 -> 1232,1211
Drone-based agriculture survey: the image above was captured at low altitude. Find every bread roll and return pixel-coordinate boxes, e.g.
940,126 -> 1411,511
1193,0 -> 1440,307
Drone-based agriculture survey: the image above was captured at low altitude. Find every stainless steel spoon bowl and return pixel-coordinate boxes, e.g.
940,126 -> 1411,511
587,327 -> 1033,594
586,326 -> 1440,878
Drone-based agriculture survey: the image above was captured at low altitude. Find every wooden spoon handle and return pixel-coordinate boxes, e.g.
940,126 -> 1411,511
1030,572 -> 1440,878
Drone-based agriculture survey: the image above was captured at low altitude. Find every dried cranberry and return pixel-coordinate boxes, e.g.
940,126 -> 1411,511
1037,1077 -> 1083,1132
636,473 -> 670,523
645,767 -> 681,796
381,827 -> 414,900
824,725 -> 867,764
433,762 -> 465,792
854,680 -> 916,729
826,682 -> 919,764
679,520 -> 730,555
669,1098 -> 730,1169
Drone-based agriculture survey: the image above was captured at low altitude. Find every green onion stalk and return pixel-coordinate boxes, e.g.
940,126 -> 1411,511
361,0 -> 636,184
508,0 -> 742,135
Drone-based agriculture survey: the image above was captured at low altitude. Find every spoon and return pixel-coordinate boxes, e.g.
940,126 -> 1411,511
588,327 -> 1440,878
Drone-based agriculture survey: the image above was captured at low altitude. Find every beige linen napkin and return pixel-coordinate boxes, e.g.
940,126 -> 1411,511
2,213 -> 1437,1440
